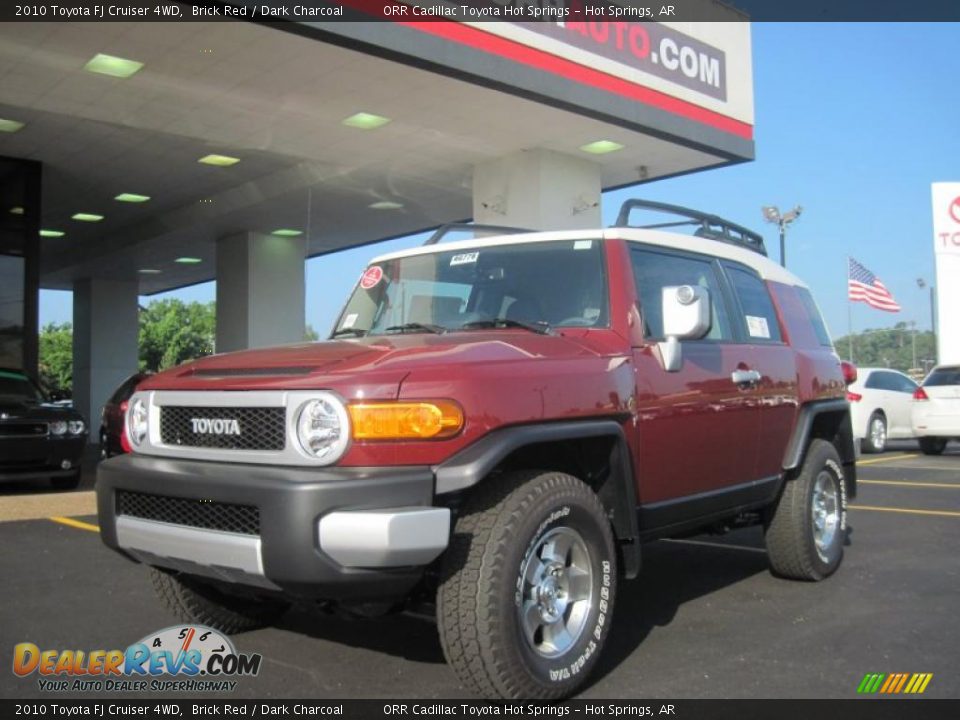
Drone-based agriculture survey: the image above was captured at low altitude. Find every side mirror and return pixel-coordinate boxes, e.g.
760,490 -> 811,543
658,285 -> 711,372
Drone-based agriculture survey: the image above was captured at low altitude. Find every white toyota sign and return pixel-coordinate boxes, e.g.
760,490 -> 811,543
931,182 -> 960,364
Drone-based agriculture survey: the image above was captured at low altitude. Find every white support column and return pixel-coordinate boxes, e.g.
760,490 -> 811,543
216,232 -> 306,353
473,149 -> 602,231
72,278 -> 139,442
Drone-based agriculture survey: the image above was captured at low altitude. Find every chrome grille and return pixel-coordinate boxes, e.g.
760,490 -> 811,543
116,491 -> 260,536
159,406 -> 285,451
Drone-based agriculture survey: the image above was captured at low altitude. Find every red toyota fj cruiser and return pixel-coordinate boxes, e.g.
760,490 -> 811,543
97,200 -> 856,699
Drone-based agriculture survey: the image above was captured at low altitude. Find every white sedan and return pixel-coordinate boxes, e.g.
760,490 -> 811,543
912,365 -> 960,455
847,367 -> 919,453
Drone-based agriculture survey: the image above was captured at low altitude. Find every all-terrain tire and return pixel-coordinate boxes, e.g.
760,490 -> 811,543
862,412 -> 887,454
437,470 -> 617,700
765,439 -> 846,581
151,568 -> 288,634
919,437 -> 947,456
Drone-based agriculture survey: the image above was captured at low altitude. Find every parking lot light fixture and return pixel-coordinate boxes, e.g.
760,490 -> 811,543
84,53 -> 144,78
761,204 -> 803,268
115,193 -> 150,203
0,118 -> 26,133
71,213 -> 104,222
198,154 -> 241,167
175,257 -> 203,264
579,140 -> 625,155
342,112 -> 391,130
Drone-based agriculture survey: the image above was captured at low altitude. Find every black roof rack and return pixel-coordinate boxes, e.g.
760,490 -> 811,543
423,223 -> 531,246
613,199 -> 767,257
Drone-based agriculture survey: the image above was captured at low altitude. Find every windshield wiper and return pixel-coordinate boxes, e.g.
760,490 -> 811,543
460,318 -> 551,335
384,322 -> 447,335
330,328 -> 368,338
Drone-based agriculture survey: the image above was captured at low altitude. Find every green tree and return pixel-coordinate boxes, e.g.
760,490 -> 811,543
38,322 -> 73,393
304,324 -> 320,342
139,300 -> 216,372
834,323 -> 936,374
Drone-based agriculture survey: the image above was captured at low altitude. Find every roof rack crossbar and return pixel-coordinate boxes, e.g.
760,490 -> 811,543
423,223 -> 532,246
613,199 -> 768,257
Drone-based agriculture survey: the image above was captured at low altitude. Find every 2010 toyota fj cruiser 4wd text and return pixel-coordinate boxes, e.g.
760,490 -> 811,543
97,200 -> 857,699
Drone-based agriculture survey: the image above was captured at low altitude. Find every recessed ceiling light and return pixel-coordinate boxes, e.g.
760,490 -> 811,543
369,201 -> 404,210
270,229 -> 303,237
342,112 -> 391,130
0,118 -> 25,133
84,53 -> 144,78
198,154 -> 240,167
115,193 -> 150,203
72,213 -> 104,222
10,206 -> 24,215
39,229 -> 65,238
138,268 -> 161,274
175,257 -> 203,264
579,140 -> 625,155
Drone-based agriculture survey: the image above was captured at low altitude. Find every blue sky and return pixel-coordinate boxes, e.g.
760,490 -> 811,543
40,22 -> 955,341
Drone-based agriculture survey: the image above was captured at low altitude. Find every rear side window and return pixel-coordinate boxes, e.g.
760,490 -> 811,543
866,371 -> 916,393
724,265 -> 783,343
796,287 -> 833,347
925,367 -> 960,386
630,248 -> 732,341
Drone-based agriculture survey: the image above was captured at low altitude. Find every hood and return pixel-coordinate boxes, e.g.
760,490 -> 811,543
0,400 -> 82,421
140,331 -> 604,392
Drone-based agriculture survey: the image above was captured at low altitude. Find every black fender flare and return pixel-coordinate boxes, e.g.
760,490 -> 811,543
782,398 -> 857,498
434,420 -> 641,578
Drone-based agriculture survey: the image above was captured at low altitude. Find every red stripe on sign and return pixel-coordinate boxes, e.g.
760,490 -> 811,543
397,21 -> 753,140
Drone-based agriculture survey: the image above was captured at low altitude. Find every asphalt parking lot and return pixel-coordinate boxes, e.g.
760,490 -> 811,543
1,441 -> 957,700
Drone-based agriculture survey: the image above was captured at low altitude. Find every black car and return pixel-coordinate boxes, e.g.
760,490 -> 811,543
0,368 -> 87,489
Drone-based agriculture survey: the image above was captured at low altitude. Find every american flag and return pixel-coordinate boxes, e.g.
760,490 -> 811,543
848,258 -> 901,312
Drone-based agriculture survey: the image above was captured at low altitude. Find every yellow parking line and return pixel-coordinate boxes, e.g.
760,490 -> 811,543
850,505 -> 960,518
860,479 -> 960,489
857,454 -> 918,466
49,516 -> 99,533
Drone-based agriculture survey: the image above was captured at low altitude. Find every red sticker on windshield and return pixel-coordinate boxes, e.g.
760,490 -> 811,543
359,266 -> 383,290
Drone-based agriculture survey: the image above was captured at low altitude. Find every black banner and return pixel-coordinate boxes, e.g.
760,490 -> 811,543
1,700 -> 959,720
0,0 -> 958,23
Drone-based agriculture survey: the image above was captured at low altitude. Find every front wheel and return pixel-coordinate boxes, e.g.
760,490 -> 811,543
919,437 -> 947,455
765,439 -> 847,581
437,470 -> 617,700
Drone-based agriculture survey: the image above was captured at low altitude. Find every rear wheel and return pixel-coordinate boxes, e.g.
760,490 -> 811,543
862,412 -> 887,454
919,437 -> 947,455
151,569 -> 288,634
765,439 -> 846,581
437,470 -> 616,699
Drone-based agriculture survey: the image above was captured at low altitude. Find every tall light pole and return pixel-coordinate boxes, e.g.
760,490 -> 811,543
917,277 -> 937,365
762,205 -> 803,268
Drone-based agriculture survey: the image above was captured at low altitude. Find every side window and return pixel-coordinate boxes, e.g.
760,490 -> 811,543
796,287 -> 833,347
893,374 -> 918,394
864,372 -> 885,390
724,265 -> 783,343
630,248 -> 732,341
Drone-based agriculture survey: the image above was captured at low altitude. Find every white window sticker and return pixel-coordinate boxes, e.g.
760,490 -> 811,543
450,252 -> 479,266
746,315 -> 771,339
573,240 -> 593,250
341,313 -> 358,329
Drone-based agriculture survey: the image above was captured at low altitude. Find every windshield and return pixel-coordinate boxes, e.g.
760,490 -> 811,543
0,370 -> 45,404
333,239 -> 608,337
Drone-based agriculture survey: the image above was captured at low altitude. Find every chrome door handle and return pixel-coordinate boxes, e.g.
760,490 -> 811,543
731,369 -> 761,386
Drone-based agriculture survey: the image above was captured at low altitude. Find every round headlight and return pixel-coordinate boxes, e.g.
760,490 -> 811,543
68,420 -> 86,435
49,420 -> 67,436
295,396 -> 349,463
128,398 -> 148,446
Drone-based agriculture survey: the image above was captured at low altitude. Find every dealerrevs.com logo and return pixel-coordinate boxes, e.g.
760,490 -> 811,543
12,625 -> 262,692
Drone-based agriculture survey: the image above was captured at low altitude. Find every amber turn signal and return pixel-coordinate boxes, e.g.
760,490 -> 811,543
348,401 -> 464,440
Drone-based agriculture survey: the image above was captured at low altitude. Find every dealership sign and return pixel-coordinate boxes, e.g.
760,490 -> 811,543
933,183 -> 960,255
931,182 -> 960,365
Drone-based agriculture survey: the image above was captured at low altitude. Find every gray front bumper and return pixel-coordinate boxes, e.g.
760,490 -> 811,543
97,454 -> 448,600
